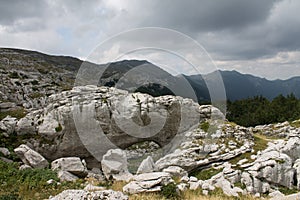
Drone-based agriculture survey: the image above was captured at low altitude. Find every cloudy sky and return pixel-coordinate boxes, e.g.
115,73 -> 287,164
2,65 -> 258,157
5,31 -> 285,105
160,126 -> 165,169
0,0 -> 299,80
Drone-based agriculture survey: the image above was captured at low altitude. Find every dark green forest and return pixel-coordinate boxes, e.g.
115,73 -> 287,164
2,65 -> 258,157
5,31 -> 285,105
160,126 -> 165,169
226,94 -> 300,127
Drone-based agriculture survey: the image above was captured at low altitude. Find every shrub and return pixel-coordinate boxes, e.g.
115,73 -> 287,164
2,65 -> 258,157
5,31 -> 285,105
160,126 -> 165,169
161,183 -> 180,199
55,124 -> 62,132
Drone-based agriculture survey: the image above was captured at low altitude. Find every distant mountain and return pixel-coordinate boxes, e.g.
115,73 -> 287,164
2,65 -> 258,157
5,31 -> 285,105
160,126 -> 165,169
1,48 -> 299,104
185,70 -> 300,101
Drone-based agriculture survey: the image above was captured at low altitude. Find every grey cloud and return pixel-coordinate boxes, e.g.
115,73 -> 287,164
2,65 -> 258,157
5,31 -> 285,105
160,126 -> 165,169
136,0 -> 277,32
0,0 -> 48,25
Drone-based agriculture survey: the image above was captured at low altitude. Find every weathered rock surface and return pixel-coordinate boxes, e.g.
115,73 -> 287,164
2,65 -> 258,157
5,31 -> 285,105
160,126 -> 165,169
101,149 -> 133,181
136,156 -> 155,174
49,189 -> 128,200
14,144 -> 48,168
57,170 -> 79,182
8,85 -> 202,168
51,157 -> 87,177
123,172 -> 172,194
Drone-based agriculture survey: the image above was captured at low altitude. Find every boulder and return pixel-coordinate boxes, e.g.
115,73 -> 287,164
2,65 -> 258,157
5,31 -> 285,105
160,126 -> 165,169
101,149 -> 133,181
49,189 -> 128,200
0,147 -> 10,156
293,159 -> 300,189
0,116 -> 18,135
136,156 -> 155,174
14,144 -> 48,168
51,157 -> 87,177
57,171 -> 79,182
23,86 -> 200,168
162,166 -> 188,177
123,172 -> 172,194
15,115 -> 36,135
214,176 -> 243,197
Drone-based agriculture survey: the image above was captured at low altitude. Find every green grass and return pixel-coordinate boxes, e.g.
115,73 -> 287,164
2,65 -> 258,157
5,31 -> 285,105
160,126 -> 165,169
29,92 -> 44,99
200,121 -> 210,132
0,108 -> 27,121
290,120 -> 300,128
0,160 -> 84,200
278,186 -> 299,195
253,134 -> 269,152
190,167 -> 223,180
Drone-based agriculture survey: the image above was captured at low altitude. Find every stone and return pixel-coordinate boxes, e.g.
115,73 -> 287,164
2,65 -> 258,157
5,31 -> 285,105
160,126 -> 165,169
189,176 -> 198,182
190,180 -> 202,190
84,183 -> 105,191
180,176 -> 189,183
177,183 -> 187,191
14,144 -> 48,168
214,176 -> 243,197
101,149 -> 133,181
49,189 -> 128,200
123,172 -> 172,194
21,86 -> 201,168
51,157 -> 87,177
293,159 -> 300,189
202,190 -> 209,196
0,116 -> 17,135
269,190 -> 284,198
15,116 -> 36,135
37,113 -> 60,139
0,147 -> 10,156
19,164 -> 32,170
136,156 -> 155,174
47,179 -> 55,184
162,166 -> 188,177
57,171 -> 79,182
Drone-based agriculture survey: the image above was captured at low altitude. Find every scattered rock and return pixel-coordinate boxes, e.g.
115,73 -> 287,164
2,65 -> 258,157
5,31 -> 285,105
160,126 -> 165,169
123,172 -> 172,194
0,147 -> 10,156
14,144 -> 48,169
101,149 -> 133,181
51,157 -> 87,177
57,171 -> 79,182
136,156 -> 155,174
49,189 -> 128,200
162,166 -> 188,177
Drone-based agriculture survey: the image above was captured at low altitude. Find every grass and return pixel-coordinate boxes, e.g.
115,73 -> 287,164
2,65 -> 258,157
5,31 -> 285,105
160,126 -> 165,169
230,134 -> 269,167
190,168 -> 223,181
200,121 -> 210,132
0,160 -> 84,200
290,120 -> 300,128
29,92 -> 44,99
0,108 -> 27,121
253,134 -> 269,152
278,186 -> 299,195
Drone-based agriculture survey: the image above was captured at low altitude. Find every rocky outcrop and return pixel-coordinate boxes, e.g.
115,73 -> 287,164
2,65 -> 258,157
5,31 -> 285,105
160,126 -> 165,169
14,144 -> 48,169
8,85 -> 202,168
101,149 -> 133,181
49,189 -> 128,200
154,122 -> 253,172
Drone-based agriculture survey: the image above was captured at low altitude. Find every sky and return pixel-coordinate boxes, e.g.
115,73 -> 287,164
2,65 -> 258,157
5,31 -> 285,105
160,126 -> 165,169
0,0 -> 300,80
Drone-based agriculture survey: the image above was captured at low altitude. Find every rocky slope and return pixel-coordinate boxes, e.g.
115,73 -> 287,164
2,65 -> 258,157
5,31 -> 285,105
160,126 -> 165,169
1,85 -> 300,199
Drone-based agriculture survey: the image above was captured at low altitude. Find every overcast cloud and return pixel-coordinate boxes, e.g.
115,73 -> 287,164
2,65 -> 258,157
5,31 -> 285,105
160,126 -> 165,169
0,0 -> 299,79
